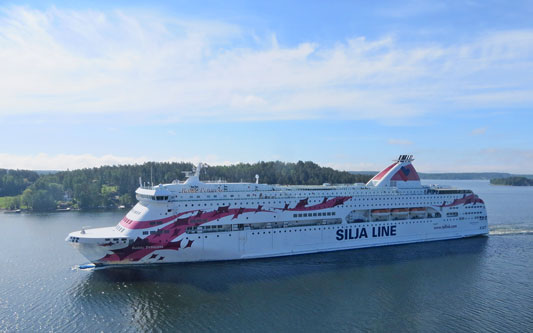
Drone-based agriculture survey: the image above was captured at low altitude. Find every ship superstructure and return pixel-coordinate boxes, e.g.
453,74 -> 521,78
67,156 -> 488,265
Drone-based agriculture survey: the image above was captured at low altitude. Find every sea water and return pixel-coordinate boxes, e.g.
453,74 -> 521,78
0,180 -> 531,332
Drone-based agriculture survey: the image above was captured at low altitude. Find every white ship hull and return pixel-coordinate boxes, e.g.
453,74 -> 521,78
70,219 -> 487,265
67,156 -> 488,265
155,222 -> 485,263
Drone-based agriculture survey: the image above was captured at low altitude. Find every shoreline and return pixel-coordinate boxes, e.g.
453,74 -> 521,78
1,207 -> 127,214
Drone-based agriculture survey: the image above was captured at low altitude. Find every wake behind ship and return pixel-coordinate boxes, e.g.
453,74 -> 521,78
66,155 -> 488,265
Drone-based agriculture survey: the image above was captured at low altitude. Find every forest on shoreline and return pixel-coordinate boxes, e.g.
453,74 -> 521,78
0,161 -> 371,212
490,176 -> 533,186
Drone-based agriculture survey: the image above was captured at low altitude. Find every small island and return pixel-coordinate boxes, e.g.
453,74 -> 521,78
490,176 -> 533,186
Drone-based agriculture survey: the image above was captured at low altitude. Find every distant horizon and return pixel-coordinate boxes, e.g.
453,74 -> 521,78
1,159 -> 530,176
1,1 -> 532,174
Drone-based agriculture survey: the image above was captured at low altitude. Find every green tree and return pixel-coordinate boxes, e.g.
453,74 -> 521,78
22,188 -> 33,209
48,183 -> 65,201
119,193 -> 133,207
31,189 -> 56,211
101,185 -> 118,208
0,169 -> 40,196
20,182 -> 64,211
7,196 -> 21,210
75,182 -> 101,209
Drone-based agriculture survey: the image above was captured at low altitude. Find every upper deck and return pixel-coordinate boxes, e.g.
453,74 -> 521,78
135,174 -> 471,207
133,157 -> 477,206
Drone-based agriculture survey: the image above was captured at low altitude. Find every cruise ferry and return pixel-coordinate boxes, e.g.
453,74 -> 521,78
66,155 -> 488,265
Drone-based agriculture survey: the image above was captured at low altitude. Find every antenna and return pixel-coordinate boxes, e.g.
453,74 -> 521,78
150,164 -> 153,186
139,176 -> 142,187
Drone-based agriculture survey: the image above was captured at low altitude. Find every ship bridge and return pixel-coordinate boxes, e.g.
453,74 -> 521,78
135,184 -> 172,202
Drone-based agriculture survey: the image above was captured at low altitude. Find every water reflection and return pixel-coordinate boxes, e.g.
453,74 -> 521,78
66,237 -> 489,331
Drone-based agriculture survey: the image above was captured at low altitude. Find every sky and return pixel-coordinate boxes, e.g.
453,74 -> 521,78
0,0 -> 532,173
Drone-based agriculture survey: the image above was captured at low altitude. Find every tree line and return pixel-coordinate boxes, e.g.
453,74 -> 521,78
0,169 -> 40,196
0,161 -> 371,211
490,177 -> 533,186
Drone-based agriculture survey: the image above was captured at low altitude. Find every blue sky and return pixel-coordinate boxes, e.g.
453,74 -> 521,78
0,1 -> 532,173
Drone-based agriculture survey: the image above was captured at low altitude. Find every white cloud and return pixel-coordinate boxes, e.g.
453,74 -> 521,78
0,153 -> 237,170
0,153 -> 146,170
0,151 -> 382,173
1,150 -> 532,174
0,6 -> 532,122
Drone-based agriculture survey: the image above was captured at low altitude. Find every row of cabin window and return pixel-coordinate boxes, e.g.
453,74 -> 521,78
293,212 -> 335,218
183,200 -> 331,207
348,212 -> 442,223
185,218 -> 343,234
138,194 -> 168,201
178,194 -> 464,206
183,190 -> 414,200
142,230 -> 170,235
180,196 -> 433,208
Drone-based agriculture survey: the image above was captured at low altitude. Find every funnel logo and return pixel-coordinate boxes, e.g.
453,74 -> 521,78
391,164 -> 420,182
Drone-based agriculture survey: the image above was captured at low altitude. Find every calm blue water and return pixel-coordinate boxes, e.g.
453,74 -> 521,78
0,180 -> 532,332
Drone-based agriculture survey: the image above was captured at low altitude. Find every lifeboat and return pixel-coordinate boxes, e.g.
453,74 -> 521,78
409,207 -> 426,217
391,208 -> 409,216
371,209 -> 390,216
